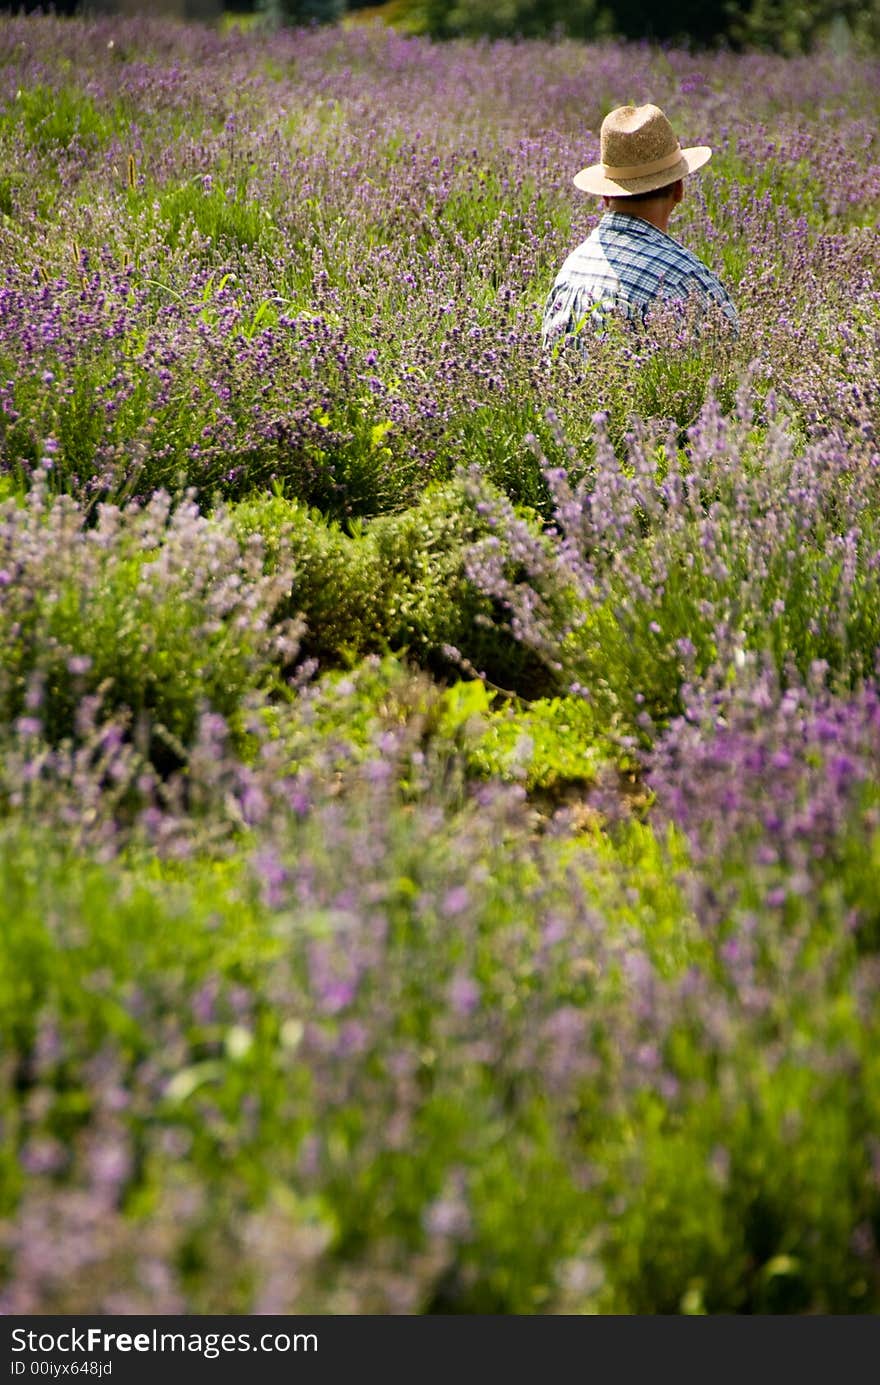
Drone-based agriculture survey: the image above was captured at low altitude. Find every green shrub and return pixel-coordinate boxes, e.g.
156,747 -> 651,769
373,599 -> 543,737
231,494 -> 388,664
233,481 -> 570,696
258,0 -> 346,24
371,482 -> 575,696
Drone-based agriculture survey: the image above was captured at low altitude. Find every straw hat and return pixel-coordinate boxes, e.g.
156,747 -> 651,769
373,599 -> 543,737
574,103 -> 712,197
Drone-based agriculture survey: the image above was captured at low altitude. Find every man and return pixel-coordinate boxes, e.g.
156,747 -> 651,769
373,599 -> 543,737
542,103 -> 737,351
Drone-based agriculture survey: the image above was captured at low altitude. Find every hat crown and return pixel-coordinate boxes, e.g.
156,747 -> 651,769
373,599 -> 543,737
600,104 -> 679,171
572,101 -> 711,196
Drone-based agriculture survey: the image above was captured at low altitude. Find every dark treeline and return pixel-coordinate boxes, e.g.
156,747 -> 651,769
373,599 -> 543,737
396,0 -> 879,52
0,1 -> 225,15
0,0 -> 878,53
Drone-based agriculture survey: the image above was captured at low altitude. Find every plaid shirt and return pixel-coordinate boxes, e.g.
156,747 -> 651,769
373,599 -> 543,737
542,211 -> 738,349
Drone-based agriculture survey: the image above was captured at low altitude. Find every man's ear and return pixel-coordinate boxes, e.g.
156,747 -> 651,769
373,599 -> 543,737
673,179 -> 685,205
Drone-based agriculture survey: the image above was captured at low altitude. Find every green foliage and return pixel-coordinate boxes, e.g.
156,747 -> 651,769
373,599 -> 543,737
231,493 -> 388,664
727,0 -> 880,54
394,0 -> 880,48
232,481 -> 568,695
0,832 -> 322,1288
250,657 -> 620,803
155,180 -> 278,256
410,0 -> 610,39
1,84 -> 116,152
436,681 -> 615,793
368,484 -> 556,693
258,0 -> 346,25
0,172 -> 24,219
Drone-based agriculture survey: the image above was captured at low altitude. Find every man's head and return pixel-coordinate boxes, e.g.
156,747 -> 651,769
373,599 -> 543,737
573,104 -> 711,201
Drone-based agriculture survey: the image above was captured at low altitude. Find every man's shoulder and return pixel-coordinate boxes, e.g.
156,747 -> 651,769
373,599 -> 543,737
557,225 -> 605,273
647,228 -> 724,288
642,229 -> 736,321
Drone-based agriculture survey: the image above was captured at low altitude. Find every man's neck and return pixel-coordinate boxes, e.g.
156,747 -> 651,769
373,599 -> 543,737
604,199 -> 674,234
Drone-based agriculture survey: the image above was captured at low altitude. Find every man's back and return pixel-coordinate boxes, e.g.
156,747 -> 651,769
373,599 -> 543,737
543,211 -> 738,350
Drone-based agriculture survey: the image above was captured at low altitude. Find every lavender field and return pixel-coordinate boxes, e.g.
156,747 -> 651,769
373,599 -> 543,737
1,11 -> 880,1314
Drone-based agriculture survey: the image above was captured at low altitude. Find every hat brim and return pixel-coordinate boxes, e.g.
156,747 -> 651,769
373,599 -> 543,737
573,145 -> 712,196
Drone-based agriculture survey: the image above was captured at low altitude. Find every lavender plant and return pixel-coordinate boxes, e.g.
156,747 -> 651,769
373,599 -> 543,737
0,483 -> 300,754
465,385 -> 880,736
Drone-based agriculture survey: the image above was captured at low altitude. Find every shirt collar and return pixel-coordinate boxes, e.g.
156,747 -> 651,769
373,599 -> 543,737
600,211 -> 679,246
